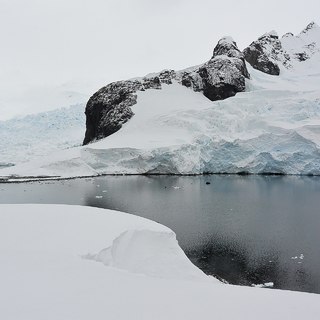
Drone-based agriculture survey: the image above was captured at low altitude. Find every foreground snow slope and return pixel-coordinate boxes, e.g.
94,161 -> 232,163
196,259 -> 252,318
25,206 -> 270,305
1,204 -> 319,320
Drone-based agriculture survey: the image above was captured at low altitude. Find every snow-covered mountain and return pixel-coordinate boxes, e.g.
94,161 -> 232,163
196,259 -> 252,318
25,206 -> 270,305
1,22 -> 320,179
82,36 -> 249,145
243,21 -> 320,75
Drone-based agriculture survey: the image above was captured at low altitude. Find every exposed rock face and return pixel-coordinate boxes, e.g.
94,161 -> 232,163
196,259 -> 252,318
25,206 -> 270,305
178,37 -> 250,100
83,37 -> 250,145
243,31 -> 284,75
243,22 -> 320,75
301,21 -> 318,34
83,81 -> 137,145
83,73 -> 172,145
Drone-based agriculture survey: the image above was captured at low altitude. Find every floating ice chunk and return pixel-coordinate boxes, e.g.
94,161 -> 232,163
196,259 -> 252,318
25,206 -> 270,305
299,254 -> 304,259
263,282 -> 274,288
252,282 -> 274,288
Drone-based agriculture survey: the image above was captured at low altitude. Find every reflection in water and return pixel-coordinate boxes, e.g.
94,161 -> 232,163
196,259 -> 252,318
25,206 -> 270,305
1,174 -> 320,293
186,236 -> 316,292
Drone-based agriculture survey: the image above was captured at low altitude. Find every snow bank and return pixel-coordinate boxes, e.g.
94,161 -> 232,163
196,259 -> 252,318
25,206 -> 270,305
85,229 -> 207,279
1,204 -> 319,320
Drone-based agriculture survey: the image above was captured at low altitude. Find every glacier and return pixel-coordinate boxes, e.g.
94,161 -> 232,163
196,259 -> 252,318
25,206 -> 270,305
1,22 -> 320,179
0,104 -> 85,164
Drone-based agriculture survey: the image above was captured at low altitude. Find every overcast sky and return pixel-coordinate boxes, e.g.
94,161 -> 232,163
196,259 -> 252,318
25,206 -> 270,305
0,0 -> 319,117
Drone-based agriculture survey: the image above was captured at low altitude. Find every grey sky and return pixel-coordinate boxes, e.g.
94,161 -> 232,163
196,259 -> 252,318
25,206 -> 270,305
0,0 -> 319,110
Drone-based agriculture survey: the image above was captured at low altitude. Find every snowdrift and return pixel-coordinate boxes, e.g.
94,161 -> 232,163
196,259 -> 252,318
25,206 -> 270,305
84,229 -> 207,279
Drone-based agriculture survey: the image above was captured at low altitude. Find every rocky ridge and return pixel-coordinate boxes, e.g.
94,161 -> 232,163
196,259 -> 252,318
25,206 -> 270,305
243,31 -> 286,75
84,22 -> 320,145
243,21 -> 320,75
83,37 -> 249,145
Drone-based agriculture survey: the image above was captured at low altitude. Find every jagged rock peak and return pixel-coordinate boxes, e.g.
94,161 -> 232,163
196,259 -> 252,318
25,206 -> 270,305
282,32 -> 294,39
259,30 -> 278,39
301,21 -> 319,34
280,21 -> 320,64
243,31 -> 286,75
212,36 -> 242,59
243,21 -> 320,76
178,36 -> 250,101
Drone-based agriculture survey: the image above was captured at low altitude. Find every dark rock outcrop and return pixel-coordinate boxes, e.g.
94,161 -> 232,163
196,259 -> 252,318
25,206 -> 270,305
178,37 -> 250,101
83,37 -> 250,145
301,21 -> 318,34
243,22 -> 320,75
243,32 -> 283,75
83,81 -> 137,145
83,72 -> 174,145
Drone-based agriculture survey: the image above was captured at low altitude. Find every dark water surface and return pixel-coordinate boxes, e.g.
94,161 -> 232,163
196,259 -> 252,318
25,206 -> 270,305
1,175 -> 320,293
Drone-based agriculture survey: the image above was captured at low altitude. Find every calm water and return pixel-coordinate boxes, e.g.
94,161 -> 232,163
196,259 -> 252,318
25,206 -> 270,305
1,175 -> 320,293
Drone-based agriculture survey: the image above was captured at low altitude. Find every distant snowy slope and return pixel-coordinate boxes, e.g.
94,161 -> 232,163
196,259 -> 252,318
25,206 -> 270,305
0,104 -> 85,164
0,77 -> 108,121
281,22 -> 320,62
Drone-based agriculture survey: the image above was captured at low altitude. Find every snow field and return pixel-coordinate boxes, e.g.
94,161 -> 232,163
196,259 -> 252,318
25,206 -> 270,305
0,204 -> 319,320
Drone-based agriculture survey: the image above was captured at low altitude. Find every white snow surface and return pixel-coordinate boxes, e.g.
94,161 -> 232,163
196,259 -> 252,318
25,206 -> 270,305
84,229 -> 207,280
0,77 -> 107,121
1,204 -> 319,320
1,24 -> 320,178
